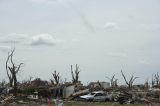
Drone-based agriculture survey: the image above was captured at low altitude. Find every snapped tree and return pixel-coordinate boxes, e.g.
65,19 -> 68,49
6,49 -> 24,94
71,64 -> 80,84
152,72 -> 160,88
121,70 -> 138,89
50,70 -> 60,85
106,74 -> 118,88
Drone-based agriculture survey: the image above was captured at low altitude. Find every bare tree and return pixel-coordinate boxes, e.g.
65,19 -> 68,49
50,78 -> 55,85
51,70 -> 60,85
106,74 -> 118,88
144,78 -> 149,89
6,50 -> 14,87
152,72 -> 160,88
152,74 -> 155,87
154,72 -> 160,85
0,79 -> 6,87
28,76 -> 33,84
71,64 -> 80,84
121,70 -> 138,89
6,49 -> 24,94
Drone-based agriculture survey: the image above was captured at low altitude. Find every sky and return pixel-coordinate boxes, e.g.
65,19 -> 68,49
0,0 -> 160,85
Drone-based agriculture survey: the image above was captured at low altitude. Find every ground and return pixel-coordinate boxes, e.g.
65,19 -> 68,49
63,101 -> 146,106
1,101 -> 158,106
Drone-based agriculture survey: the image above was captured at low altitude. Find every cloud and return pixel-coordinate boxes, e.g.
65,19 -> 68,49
0,33 -> 29,44
0,33 -> 65,46
29,34 -> 64,46
104,22 -> 119,30
0,46 -> 10,52
108,52 -> 127,58
137,60 -> 150,65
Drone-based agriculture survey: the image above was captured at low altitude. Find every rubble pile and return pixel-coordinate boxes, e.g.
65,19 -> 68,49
0,81 -> 160,106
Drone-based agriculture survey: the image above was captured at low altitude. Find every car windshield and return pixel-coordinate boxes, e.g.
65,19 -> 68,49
89,93 -> 96,95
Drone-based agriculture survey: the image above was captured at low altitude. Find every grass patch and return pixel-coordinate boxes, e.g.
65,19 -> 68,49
62,101 -> 146,106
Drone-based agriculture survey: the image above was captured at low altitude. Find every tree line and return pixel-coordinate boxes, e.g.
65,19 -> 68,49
0,49 -> 160,95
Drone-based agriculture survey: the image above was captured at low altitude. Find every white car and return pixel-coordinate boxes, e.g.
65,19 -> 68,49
80,91 -> 112,102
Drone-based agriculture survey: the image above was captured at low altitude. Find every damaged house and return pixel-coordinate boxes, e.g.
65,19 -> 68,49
89,81 -> 110,89
49,84 -> 75,99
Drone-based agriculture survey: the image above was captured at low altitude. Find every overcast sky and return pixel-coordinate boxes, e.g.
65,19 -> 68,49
0,0 -> 160,85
